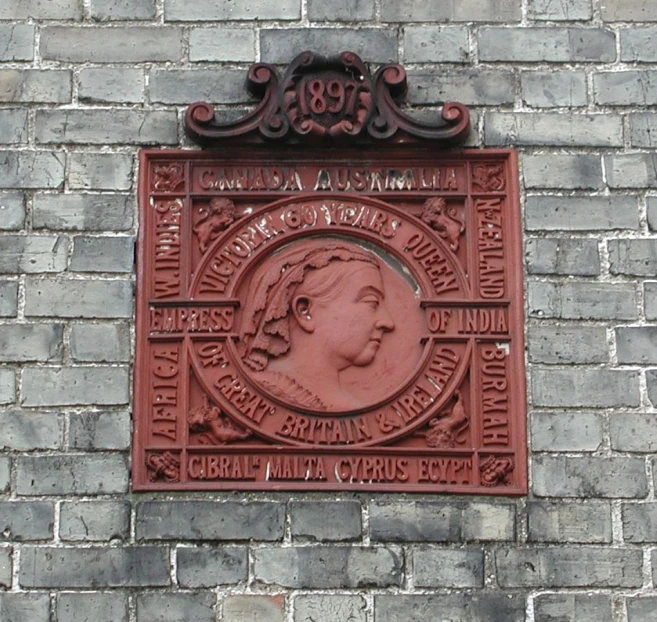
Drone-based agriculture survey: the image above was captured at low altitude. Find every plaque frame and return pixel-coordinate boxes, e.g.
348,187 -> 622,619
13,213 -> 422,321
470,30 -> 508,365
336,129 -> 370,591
133,52 -> 527,495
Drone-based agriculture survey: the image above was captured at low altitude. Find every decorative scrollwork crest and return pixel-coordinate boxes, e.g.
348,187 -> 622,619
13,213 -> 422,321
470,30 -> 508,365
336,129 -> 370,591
184,51 -> 470,145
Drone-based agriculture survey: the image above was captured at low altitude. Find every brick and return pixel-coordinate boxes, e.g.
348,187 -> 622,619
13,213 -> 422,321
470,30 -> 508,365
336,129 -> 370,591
308,0 -> 374,20
0,235 -> 67,273
222,596 -> 284,622
646,282 -> 657,319
32,193 -> 134,231
136,501 -> 284,541
525,195 -> 638,231
402,26 -> 469,63
16,454 -> 128,495
654,550 -> 657,586
262,29 -> 396,64
413,548 -> 483,588
601,0 -> 657,21
606,153 -> 657,188
521,71 -> 587,107
0,324 -> 63,362
164,0 -> 300,20
71,323 -> 131,362
532,368 -> 640,408
528,281 -> 637,320
254,545 -> 402,588
531,412 -> 604,452
528,326 -> 607,364
25,277 -> 132,318
60,500 -> 130,541
0,502 -> 53,541
0,459 -> 8,492
0,151 -> 65,189
57,593 -> 128,622
176,546 -> 247,587
294,595 -> 366,622
533,456 -> 648,498
622,503 -> 657,542
628,597 -> 657,622
0,369 -> 15,404
69,410 -> 131,449
21,366 -> 129,406
648,370 -> 657,407
0,25 -> 34,61
617,327 -> 657,363
630,113 -> 657,147
68,153 -> 133,191
375,594 -> 525,622
486,112 -> 621,147
79,68 -> 144,104
189,28 -> 255,62
0,280 -> 18,317
462,502 -> 516,541
0,0 -> 82,19
290,501 -> 361,541
534,594 -> 612,622
610,414 -> 657,452
90,0 -> 156,21
70,236 -> 134,273
0,193 -> 25,230
370,501 -> 461,542
594,71 -> 657,106
407,70 -> 515,106
528,501 -> 612,543
149,69 -> 248,105
136,593 -> 215,622
0,547 -> 9,587
610,239 -> 657,276
0,70 -> 72,103
496,547 -> 642,587
0,409 -> 63,450
0,594 -> 50,622
0,110 -> 27,144
381,0 -> 520,21
36,110 -> 177,145
526,238 -> 600,276
621,28 -> 657,62
41,26 -> 183,62
480,27 -> 615,62
528,0 -> 592,20
523,154 -> 603,189
20,546 -> 169,587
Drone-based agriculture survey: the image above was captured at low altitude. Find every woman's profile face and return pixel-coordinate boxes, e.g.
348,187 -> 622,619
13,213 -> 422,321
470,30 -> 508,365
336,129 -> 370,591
303,260 -> 395,370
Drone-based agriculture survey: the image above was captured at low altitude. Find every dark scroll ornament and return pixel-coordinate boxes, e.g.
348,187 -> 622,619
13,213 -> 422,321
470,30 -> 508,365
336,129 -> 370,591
480,456 -> 515,487
184,51 -> 470,145
146,452 -> 181,482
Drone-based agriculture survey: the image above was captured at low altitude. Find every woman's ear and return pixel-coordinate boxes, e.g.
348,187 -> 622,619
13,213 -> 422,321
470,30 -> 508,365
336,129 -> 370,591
292,295 -> 315,333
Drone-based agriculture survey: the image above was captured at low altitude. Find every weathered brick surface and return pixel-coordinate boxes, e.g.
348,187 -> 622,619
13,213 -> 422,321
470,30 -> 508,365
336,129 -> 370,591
20,546 -> 169,587
70,322 -> 131,361
222,596 -> 284,622
0,151 -> 65,189
523,154 -> 604,189
164,0 -> 301,21
528,326 -> 607,364
57,592 -> 129,622
527,501 -> 612,543
0,70 -> 71,104
601,0 -> 656,21
407,70 -> 515,106
526,238 -> 600,275
79,68 -> 144,104
0,193 -> 25,230
0,409 -> 63,450
254,546 -> 402,588
0,235 -> 67,273
531,412 -> 604,452
609,239 -> 657,276
375,594 -> 525,622
68,153 -> 132,190
70,236 -> 134,272
89,0 -> 156,21
294,595 -> 366,622
621,28 -> 657,62
0,369 -> 15,404
413,548 -> 484,588
404,26 -> 469,63
534,594 -> 613,622
0,25 -> 35,61
189,28 -> 255,62
496,547 -> 642,587
627,597 -> 657,622
136,501 -> 285,541
289,501 -> 361,541
176,546 -> 248,587
0,280 -> 18,317
622,503 -> 657,543
68,410 -> 131,449
0,593 -> 50,622
610,414 -> 657,452
0,324 -> 63,361
380,0 -> 521,21
0,502 -> 53,541
136,592 -> 215,622
32,193 -> 134,231
528,0 -> 592,20
521,71 -> 587,107
60,500 -> 130,541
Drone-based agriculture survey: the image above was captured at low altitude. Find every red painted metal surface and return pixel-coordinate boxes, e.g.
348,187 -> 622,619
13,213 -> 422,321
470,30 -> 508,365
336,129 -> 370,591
134,147 -> 527,494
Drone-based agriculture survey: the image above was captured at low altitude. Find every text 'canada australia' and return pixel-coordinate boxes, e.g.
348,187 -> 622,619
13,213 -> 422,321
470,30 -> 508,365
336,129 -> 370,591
196,166 -> 462,193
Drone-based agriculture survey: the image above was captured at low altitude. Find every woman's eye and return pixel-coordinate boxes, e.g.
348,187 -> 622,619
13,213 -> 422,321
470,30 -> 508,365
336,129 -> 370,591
361,296 -> 380,308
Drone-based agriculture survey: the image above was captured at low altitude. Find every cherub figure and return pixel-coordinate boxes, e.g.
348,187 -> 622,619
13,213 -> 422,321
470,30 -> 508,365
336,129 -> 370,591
194,198 -> 238,253
420,198 -> 465,252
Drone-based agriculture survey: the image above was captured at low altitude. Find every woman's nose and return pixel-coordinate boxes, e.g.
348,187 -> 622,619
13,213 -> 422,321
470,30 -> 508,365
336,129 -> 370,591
375,304 -> 395,331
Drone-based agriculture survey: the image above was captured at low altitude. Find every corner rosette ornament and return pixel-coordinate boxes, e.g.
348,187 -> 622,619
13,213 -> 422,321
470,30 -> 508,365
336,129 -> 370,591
184,51 -> 470,145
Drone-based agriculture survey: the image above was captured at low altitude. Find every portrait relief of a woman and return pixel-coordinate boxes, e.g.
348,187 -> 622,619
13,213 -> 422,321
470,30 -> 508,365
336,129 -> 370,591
239,239 -> 400,411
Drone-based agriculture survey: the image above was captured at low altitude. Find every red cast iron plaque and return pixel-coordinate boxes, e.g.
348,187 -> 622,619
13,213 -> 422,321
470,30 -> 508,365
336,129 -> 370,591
133,52 -> 527,494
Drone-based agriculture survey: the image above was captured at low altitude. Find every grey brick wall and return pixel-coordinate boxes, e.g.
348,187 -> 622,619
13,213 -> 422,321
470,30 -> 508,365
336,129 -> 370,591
1,1 -> 656,620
